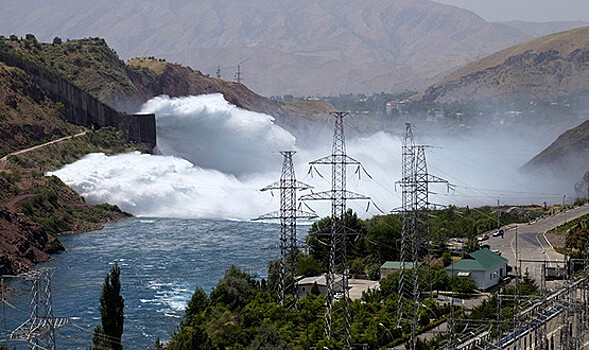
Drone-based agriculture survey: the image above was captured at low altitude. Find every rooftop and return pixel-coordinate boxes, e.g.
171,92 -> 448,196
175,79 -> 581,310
381,261 -> 418,270
446,248 -> 508,272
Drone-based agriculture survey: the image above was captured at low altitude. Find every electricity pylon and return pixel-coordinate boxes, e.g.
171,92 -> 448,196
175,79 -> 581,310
10,268 -> 69,350
395,124 -> 451,350
256,151 -> 317,308
396,123 -> 416,332
300,111 -> 369,349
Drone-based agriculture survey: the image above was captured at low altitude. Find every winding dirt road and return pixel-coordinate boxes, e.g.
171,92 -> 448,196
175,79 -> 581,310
0,131 -> 87,170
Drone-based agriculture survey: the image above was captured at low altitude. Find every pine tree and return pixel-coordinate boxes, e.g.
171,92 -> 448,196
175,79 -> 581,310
93,263 -> 124,350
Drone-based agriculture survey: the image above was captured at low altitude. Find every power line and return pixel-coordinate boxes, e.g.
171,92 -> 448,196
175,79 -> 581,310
300,111 -> 370,349
255,151 -> 317,308
7,268 -> 70,350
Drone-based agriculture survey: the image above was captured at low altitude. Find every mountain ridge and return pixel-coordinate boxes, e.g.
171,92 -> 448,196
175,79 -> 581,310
418,26 -> 589,103
500,20 -> 589,38
520,119 -> 589,191
0,0 -> 530,96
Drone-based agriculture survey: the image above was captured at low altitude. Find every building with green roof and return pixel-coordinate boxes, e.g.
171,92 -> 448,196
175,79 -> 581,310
380,261 -> 418,279
446,248 -> 508,290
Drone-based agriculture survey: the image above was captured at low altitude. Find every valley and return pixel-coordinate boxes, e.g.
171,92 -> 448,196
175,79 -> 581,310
0,3 -> 588,348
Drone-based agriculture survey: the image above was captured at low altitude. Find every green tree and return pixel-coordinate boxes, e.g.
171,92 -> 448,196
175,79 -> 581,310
267,259 -> 281,291
296,252 -> 323,277
464,235 -> 480,254
307,209 -> 367,268
183,287 -> 208,326
168,323 -> 216,350
310,282 -> 321,296
364,214 -> 402,261
350,257 -> 365,277
209,265 -> 257,310
250,323 -> 292,350
441,251 -> 452,267
93,263 -> 124,350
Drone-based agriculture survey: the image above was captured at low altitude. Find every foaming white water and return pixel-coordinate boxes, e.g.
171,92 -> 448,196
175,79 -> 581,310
48,93 -> 569,220
142,94 -> 295,176
48,94 -> 299,219
48,152 -> 275,219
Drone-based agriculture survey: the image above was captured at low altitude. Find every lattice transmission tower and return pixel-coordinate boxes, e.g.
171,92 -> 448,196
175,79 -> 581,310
256,151 -> 317,308
300,111 -> 369,348
10,268 -> 69,350
395,124 -> 451,350
395,123 -> 417,339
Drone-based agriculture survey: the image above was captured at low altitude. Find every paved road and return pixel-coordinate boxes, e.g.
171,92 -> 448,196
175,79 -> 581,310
485,204 -> 589,284
0,131 -> 87,170
389,205 -> 589,349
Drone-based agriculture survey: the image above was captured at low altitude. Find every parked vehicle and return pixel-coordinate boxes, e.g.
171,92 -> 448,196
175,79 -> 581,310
477,234 -> 489,241
493,229 -> 504,237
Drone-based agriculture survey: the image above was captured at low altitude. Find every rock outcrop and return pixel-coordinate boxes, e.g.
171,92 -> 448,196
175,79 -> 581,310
0,208 -> 64,275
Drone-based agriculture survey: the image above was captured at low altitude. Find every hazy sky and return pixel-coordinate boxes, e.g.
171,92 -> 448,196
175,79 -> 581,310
433,0 -> 589,22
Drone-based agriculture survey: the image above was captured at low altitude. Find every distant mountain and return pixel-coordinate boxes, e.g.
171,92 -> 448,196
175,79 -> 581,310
418,26 -> 589,103
521,119 -> 589,186
501,20 -> 589,38
0,0 -> 530,96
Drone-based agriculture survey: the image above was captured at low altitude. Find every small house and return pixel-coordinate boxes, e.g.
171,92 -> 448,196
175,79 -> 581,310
446,248 -> 508,290
297,275 -> 343,297
380,261 -> 418,280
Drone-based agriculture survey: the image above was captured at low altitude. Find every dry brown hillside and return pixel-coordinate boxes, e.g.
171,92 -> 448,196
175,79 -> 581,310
418,26 -> 589,103
0,0 -> 530,96
521,119 -> 589,184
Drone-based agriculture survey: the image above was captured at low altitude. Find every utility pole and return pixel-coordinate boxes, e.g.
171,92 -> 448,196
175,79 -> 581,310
235,65 -> 242,84
497,198 -> 501,230
514,227 -> 521,350
300,111 -> 369,349
585,170 -> 589,202
10,268 -> 69,350
256,151 -> 316,308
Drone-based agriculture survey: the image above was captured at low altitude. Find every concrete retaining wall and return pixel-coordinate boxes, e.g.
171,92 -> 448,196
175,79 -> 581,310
0,51 -> 156,151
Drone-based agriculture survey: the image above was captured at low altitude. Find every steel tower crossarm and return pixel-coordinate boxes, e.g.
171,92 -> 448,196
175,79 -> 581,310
255,151 -> 316,308
300,111 -> 370,349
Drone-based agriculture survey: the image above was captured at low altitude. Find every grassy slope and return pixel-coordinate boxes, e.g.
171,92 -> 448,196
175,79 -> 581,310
0,60 -> 79,157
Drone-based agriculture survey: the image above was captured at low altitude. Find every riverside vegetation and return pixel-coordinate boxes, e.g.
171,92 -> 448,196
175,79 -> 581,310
162,206 -> 557,349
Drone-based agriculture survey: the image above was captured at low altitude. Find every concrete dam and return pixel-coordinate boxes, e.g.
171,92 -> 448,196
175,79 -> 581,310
0,51 -> 156,151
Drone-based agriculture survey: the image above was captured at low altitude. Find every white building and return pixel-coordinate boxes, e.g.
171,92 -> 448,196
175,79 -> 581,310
297,275 -> 343,297
446,248 -> 508,290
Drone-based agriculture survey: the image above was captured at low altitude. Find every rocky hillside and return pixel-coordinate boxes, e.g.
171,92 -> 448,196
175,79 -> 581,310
418,26 -> 589,103
521,119 -> 589,186
0,51 -> 140,274
0,36 -> 291,117
0,39 -> 134,275
0,0 -> 530,96
0,57 -> 79,157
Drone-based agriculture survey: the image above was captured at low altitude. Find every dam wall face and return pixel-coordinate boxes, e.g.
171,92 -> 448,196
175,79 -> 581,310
0,51 -> 156,151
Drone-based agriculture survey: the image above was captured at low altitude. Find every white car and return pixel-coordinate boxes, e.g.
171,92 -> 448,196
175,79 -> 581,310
477,234 -> 489,241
